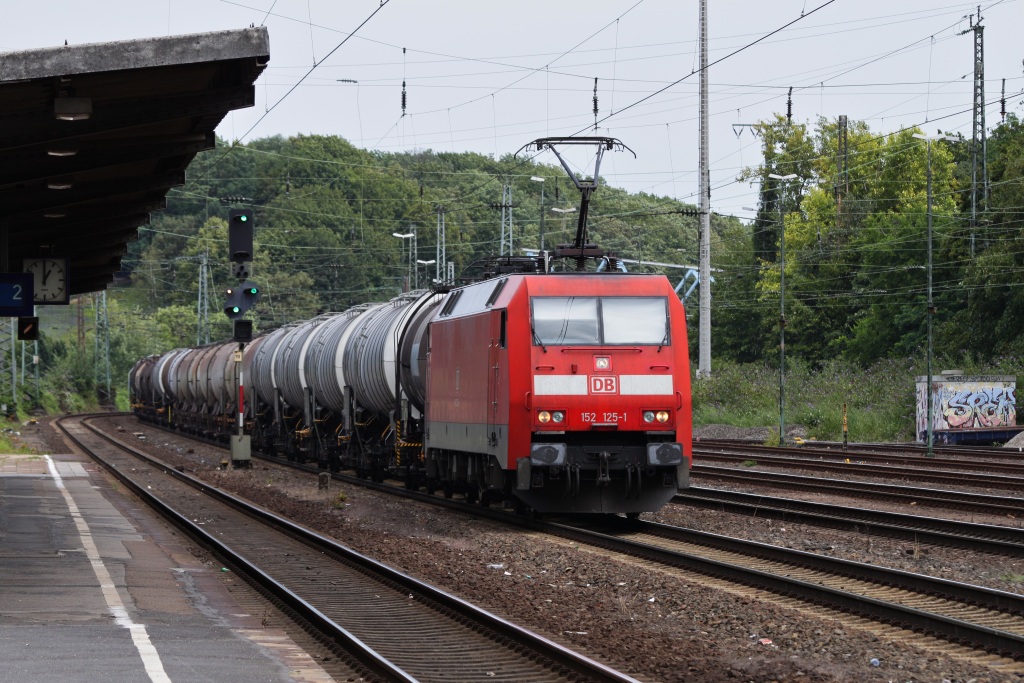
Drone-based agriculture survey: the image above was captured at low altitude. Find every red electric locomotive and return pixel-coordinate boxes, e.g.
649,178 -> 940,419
425,271 -> 692,515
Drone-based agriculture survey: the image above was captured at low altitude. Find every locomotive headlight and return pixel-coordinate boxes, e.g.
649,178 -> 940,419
643,411 -> 655,423
656,411 -> 670,423
594,356 -> 610,371
552,411 -> 565,423
538,411 -> 552,423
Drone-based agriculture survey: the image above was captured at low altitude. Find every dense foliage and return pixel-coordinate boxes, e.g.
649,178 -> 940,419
121,135 -> 714,333
17,111 -> 1024,438
719,112 -> 1024,369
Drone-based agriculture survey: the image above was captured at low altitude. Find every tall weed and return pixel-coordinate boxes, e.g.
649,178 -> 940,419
691,356 -> 972,442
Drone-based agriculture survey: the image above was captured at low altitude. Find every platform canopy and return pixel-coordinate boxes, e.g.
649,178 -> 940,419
0,27 -> 269,296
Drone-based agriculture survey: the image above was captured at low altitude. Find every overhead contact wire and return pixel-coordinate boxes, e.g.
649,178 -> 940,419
572,0 -> 839,136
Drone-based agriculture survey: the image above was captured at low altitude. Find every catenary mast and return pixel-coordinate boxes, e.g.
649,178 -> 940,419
697,0 -> 711,378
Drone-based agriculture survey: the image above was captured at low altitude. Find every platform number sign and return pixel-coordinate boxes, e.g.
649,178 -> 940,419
0,274 -> 34,317
589,375 -> 618,394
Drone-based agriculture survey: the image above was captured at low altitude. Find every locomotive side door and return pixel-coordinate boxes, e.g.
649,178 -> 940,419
486,309 -> 506,459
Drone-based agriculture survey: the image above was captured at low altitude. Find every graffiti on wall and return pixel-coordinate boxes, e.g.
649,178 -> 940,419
942,387 -> 1016,428
916,379 -> 1016,441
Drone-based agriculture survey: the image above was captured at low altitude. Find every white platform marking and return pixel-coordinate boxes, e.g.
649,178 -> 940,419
46,455 -> 172,683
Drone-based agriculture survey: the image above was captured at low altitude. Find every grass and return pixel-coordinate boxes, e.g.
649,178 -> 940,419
0,423 -> 40,454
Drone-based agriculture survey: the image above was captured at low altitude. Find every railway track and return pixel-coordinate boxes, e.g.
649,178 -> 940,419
696,440 -> 1024,470
675,487 -> 1024,555
118,415 -> 1024,671
693,464 -> 1024,516
284,467 -> 1024,664
61,414 -> 644,683
693,447 -> 1024,489
550,516 -> 1024,663
698,438 -> 1024,462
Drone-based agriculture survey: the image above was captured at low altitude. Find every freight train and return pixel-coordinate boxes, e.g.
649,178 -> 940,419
130,270 -> 693,515
131,137 -> 693,515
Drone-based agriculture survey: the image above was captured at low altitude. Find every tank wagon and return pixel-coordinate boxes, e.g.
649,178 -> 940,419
132,272 -> 692,515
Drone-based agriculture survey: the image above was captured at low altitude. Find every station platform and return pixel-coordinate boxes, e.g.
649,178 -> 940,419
0,450 -> 332,683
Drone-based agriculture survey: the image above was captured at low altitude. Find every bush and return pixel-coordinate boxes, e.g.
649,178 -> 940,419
693,357 -> 934,442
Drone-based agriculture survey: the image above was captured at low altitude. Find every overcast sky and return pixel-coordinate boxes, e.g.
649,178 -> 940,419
5,0 -> 1023,230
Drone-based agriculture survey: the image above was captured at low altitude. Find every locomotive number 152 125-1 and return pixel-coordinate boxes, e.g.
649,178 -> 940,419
581,411 -> 627,423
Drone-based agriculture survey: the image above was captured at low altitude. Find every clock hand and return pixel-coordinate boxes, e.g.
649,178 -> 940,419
42,268 -> 51,286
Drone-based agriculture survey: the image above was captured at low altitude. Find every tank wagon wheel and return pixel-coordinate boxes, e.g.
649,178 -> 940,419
462,485 -> 476,504
625,512 -> 641,520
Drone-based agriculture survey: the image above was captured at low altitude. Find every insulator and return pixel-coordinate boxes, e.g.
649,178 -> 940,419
787,87 -> 793,123
1001,78 -> 1006,121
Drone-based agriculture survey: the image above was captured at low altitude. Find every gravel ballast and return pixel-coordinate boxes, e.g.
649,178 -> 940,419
21,416 -> 1024,683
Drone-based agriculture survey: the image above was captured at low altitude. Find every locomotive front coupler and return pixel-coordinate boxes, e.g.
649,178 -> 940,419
596,451 -> 612,485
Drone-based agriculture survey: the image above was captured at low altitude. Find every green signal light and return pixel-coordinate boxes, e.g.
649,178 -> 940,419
245,287 -> 258,295
237,214 -> 248,222
230,306 -> 240,313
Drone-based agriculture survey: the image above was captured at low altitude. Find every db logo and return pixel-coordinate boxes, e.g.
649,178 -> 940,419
589,376 -> 618,394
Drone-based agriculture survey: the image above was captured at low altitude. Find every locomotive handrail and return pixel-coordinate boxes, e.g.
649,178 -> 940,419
557,347 -> 642,353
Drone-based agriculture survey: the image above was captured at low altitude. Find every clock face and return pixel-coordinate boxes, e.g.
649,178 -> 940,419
23,257 -> 69,304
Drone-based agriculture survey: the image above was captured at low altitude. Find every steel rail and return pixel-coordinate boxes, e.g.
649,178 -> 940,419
533,517 -> 1024,659
130,415 -> 1024,662
58,415 -> 412,683
697,438 -> 1024,461
696,443 -> 1024,473
73,415 -> 645,683
675,488 -> 1024,555
693,465 -> 1024,515
694,448 -> 1024,488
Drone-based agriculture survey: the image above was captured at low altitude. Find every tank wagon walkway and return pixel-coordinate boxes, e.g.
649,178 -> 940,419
0,450 -> 329,683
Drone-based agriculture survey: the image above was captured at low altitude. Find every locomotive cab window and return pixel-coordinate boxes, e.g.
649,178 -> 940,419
531,296 -> 669,346
602,297 -> 669,344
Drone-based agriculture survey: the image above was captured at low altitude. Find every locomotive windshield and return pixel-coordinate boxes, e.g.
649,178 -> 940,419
531,296 -> 669,346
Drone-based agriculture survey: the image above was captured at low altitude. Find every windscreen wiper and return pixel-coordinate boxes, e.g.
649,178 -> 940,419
531,323 -> 547,353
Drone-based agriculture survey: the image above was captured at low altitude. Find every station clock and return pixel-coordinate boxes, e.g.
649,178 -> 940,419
23,257 -> 69,304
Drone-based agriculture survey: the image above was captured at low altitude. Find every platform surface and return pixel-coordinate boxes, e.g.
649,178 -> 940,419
0,451 -> 332,683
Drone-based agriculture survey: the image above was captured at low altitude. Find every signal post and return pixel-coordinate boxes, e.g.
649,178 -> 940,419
225,209 -> 260,467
